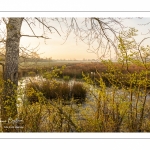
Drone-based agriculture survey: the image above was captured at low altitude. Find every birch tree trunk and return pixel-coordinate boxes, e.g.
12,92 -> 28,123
1,18 -> 23,131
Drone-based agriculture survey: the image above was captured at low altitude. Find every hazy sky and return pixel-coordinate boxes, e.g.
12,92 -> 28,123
20,18 -> 98,60
2,17 -> 150,60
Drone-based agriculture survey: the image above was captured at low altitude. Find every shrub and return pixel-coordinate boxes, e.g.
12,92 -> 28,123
25,82 -> 42,104
63,75 -> 70,81
28,71 -> 36,77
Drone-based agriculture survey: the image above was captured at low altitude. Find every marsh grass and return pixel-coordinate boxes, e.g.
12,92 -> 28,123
2,63 -> 150,132
17,58 -> 150,132
25,80 -> 87,104
15,67 -> 150,132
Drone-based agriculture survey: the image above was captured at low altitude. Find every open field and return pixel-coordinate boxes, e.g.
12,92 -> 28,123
19,60 -> 90,67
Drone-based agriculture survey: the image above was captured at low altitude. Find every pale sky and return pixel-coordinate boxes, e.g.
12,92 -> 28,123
2,17 -> 150,60
20,18 -> 98,60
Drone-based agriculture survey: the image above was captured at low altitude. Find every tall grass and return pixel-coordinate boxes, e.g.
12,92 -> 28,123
25,80 -> 87,104
15,73 -> 150,132
18,62 -> 150,88
3,61 -> 150,132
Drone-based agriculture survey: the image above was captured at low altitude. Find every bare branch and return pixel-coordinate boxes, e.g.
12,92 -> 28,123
21,34 -> 51,39
35,17 -> 61,36
24,18 -> 37,37
91,17 -> 118,51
